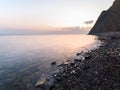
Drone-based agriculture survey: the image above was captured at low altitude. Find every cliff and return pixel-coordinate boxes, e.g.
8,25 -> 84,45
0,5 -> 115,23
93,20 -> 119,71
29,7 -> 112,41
89,0 -> 120,34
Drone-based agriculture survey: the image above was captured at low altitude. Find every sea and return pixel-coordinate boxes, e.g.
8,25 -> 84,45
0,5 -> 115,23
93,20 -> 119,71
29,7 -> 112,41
0,34 -> 101,90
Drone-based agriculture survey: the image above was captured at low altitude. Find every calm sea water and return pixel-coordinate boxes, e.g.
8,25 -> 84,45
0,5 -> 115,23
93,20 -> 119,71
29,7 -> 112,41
0,35 -> 100,90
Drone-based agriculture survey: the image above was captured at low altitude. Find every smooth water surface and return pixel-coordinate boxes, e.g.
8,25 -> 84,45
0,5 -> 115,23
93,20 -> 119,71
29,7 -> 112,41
0,35 -> 100,90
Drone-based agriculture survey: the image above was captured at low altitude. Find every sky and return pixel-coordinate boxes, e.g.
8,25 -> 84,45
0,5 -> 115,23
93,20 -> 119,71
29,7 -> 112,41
0,0 -> 114,34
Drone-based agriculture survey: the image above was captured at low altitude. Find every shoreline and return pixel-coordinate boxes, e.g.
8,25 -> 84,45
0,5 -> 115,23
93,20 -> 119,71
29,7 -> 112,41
35,35 -> 101,90
38,32 -> 120,90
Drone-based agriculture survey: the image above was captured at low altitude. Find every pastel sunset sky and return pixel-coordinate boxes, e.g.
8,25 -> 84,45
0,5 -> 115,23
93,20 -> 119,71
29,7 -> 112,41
0,0 -> 114,34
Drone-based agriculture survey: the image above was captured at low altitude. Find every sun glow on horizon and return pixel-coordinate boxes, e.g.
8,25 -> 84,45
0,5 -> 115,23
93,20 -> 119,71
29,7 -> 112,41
0,0 -> 114,34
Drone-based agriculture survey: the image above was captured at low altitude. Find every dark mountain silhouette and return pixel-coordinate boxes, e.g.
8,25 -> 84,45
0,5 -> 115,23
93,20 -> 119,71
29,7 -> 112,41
89,0 -> 120,34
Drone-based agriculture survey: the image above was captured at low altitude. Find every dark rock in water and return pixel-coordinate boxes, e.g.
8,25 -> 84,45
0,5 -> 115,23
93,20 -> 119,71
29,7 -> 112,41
76,53 -> 81,56
89,0 -> 120,34
51,62 -> 57,66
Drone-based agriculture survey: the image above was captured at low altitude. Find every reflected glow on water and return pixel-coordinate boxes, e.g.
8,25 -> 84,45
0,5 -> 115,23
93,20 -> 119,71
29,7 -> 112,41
0,35 -> 99,63
0,35 -> 100,89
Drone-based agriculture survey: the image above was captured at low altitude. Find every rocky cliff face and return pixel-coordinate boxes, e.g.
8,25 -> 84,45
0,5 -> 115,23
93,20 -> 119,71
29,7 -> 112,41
89,0 -> 120,34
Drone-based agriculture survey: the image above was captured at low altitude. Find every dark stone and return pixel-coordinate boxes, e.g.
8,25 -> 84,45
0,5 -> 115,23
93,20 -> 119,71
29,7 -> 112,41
51,62 -> 57,66
74,59 -> 80,62
83,66 -> 91,71
50,85 -> 56,90
70,62 -> 75,66
85,54 -> 91,59
76,53 -> 81,56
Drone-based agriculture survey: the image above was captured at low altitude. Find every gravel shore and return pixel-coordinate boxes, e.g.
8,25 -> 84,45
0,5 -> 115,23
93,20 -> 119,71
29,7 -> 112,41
46,32 -> 120,90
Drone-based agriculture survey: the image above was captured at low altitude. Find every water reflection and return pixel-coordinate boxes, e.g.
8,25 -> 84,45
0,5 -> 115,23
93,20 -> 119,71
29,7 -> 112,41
0,35 -> 100,90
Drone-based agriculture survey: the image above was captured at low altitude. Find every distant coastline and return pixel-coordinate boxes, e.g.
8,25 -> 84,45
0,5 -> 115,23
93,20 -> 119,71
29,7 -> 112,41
0,33 -> 87,35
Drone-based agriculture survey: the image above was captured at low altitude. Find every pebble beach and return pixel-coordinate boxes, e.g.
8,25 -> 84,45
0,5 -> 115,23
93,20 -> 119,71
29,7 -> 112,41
38,32 -> 120,90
